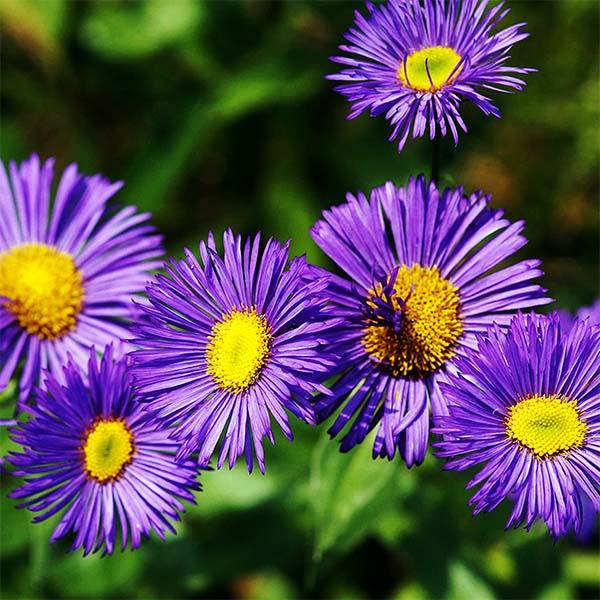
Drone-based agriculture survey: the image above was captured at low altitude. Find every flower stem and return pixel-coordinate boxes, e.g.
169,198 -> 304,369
431,136 -> 441,183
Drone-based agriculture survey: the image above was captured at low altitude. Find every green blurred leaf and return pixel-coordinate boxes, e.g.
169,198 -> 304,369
0,494 -> 32,558
0,0 -> 67,65
240,571 -> 297,600
82,0 -> 204,60
564,551 -> 600,585
194,464 -> 280,517
482,544 -> 516,584
309,430 -> 411,566
29,518 -> 55,593
536,580 -> 575,600
123,62 -> 319,217
262,157 -> 320,264
1,382 -> 24,466
48,545 -> 147,597
0,379 -> 17,405
392,582 -> 430,600
448,561 -> 496,600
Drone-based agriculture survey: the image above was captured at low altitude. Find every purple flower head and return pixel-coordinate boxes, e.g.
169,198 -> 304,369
130,231 -> 335,474
9,346 -> 199,555
434,313 -> 600,538
577,299 -> 600,325
558,298 -> 600,333
0,154 -> 163,407
329,0 -> 533,151
311,176 -> 551,467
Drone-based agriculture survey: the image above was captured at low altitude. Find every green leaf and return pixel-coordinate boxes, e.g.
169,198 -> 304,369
448,561 -> 495,600
0,0 -> 67,65
48,544 -> 147,597
564,551 -> 600,585
0,379 -> 17,404
238,571 -> 297,600
82,0 -> 204,60
0,493 -> 32,558
193,464 -> 280,517
309,430 -> 413,567
122,63 -> 318,217
536,580 -> 575,600
1,384 -> 25,467
391,582 -> 430,600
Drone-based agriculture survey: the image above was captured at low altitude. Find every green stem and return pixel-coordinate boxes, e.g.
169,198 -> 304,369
431,136 -> 441,183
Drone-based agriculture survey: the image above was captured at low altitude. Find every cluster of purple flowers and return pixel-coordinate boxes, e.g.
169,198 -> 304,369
1,0 -> 597,555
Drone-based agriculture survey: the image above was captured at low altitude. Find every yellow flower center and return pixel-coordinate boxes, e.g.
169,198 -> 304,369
397,46 -> 463,92
362,265 -> 463,378
206,308 -> 272,393
0,243 -> 84,340
506,395 -> 588,459
83,420 -> 134,483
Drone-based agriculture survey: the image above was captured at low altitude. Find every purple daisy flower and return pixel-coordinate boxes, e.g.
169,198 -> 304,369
553,299 -> 600,542
329,0 -> 533,151
9,346 -> 199,555
577,299 -> 600,325
434,313 -> 600,537
558,298 -> 600,332
130,231 -> 334,473
310,176 -> 551,466
0,154 -> 163,406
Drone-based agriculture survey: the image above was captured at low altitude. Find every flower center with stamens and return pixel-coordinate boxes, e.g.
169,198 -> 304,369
362,264 -> 463,378
0,243 -> 84,340
83,420 -> 134,483
397,46 -> 463,92
506,395 -> 587,459
206,309 -> 272,393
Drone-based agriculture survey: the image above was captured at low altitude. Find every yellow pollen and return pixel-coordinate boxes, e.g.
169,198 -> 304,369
83,420 -> 134,483
506,395 -> 588,459
362,264 -> 463,378
398,46 -> 463,92
0,243 -> 84,340
206,308 -> 271,393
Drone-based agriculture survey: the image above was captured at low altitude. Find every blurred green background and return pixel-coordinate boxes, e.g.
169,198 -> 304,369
1,1 -> 598,599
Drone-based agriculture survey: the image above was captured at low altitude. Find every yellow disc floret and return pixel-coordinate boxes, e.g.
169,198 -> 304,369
398,46 -> 463,92
506,395 -> 588,459
206,308 -> 272,393
0,243 -> 84,340
83,420 -> 134,483
362,264 -> 463,378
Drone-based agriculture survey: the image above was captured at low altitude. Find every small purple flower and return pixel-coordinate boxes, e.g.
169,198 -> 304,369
558,298 -> 600,332
329,0 -> 533,151
9,347 -> 199,555
434,313 -> 600,538
0,154 -> 163,407
130,231 -> 334,474
311,176 -> 551,466
577,299 -> 600,325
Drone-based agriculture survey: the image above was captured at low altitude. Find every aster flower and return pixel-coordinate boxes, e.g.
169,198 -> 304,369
554,298 -> 600,541
0,154 -> 163,406
434,313 -> 600,537
130,231 -> 334,473
310,175 -> 551,466
329,0 -> 533,151
9,346 -> 199,555
558,298 -> 600,332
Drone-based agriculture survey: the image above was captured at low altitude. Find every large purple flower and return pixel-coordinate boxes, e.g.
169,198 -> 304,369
434,313 -> 600,537
329,0 -> 533,151
0,154 -> 163,406
9,346 -> 199,555
311,176 -> 551,466
130,231 -> 334,473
